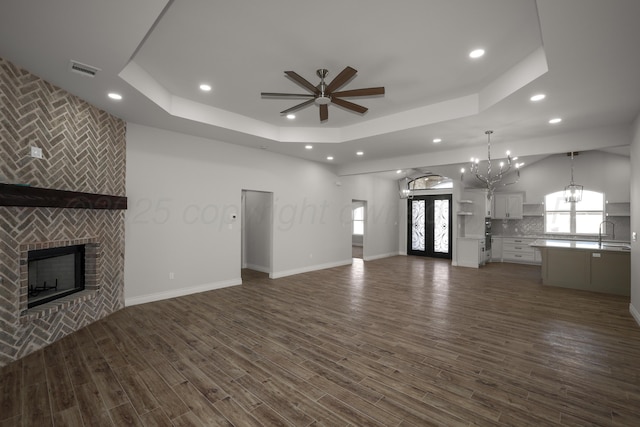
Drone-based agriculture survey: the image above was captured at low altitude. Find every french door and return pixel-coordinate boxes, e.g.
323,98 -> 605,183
407,195 -> 452,259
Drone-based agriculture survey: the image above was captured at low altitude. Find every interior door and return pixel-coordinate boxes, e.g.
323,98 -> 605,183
407,195 -> 452,259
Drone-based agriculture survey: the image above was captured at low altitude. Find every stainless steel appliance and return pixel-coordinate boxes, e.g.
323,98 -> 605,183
484,218 -> 492,262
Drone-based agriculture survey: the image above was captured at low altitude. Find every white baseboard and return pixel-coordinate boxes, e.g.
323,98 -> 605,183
363,252 -> 400,261
244,263 -> 270,273
457,262 -> 480,269
125,278 -> 241,306
630,303 -> 640,327
271,259 -> 352,279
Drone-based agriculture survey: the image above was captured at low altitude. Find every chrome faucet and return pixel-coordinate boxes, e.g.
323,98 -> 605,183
598,220 -> 615,247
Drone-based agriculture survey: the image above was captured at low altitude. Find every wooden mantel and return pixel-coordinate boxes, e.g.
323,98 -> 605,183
0,183 -> 127,210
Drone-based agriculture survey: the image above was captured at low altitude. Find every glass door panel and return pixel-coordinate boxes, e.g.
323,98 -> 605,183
433,199 -> 449,253
411,200 -> 425,251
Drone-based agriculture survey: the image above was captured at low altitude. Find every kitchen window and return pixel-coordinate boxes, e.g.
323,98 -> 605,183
544,190 -> 604,234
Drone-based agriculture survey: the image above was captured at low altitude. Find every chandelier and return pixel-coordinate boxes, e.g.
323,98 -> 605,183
463,130 -> 520,199
564,152 -> 583,203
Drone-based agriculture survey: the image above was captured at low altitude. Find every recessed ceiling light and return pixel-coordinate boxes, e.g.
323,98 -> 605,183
549,117 -> 562,124
327,156 -> 334,161
107,92 -> 122,100
433,138 -> 442,143
469,48 -> 485,59
305,145 -> 313,150
199,83 -> 212,92
286,114 -> 295,119
530,93 -> 546,102
356,151 -> 364,156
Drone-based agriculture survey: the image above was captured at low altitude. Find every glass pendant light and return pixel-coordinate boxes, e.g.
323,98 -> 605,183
564,152 -> 583,203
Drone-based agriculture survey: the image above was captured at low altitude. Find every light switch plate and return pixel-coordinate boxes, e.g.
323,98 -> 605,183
633,231 -> 637,241
30,146 -> 43,159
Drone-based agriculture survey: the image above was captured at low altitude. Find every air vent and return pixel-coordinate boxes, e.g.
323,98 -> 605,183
68,60 -> 100,77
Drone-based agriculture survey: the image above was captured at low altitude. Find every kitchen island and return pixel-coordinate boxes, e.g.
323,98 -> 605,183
531,239 -> 630,296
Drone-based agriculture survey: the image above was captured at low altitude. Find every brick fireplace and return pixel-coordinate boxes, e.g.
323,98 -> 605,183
22,238 -> 99,312
0,57 -> 126,366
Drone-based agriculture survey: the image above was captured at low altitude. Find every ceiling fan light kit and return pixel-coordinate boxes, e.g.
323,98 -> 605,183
261,66 -> 385,122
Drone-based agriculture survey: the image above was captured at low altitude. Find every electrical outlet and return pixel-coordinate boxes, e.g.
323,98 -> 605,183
30,146 -> 43,159
169,272 -> 174,279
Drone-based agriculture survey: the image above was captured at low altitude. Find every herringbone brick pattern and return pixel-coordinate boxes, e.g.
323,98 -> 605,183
0,208 -> 125,366
0,57 -> 126,367
0,57 -> 125,195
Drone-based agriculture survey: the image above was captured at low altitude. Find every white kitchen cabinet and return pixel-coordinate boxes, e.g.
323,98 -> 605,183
477,190 -> 492,218
491,237 -> 503,261
493,193 -> 523,219
460,190 -> 491,236
605,201 -> 630,217
461,189 -> 491,217
457,238 -> 485,268
502,237 -> 539,264
523,203 -> 544,217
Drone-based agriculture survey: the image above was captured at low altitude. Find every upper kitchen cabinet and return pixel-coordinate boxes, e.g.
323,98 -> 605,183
460,189 -> 492,236
605,201 -> 630,217
493,193 -> 523,219
462,189 -> 491,217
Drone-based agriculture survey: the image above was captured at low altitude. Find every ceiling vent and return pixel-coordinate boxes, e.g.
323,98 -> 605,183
68,60 -> 100,77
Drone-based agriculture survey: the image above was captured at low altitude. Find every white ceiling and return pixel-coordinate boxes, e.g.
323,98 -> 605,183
1,0 -> 639,177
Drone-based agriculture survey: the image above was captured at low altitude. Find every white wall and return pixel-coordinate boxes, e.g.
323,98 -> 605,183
493,150 -> 630,203
340,175 -> 400,260
630,115 -> 640,325
124,124 -> 399,305
242,190 -> 271,273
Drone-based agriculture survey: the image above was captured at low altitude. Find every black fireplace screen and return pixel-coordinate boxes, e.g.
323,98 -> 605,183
28,245 -> 85,308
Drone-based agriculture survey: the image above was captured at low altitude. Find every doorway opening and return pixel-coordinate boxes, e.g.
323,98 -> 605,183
352,200 -> 366,259
241,190 -> 274,280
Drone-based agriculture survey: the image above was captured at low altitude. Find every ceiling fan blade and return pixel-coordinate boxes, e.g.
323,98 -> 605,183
331,97 -> 368,114
284,71 -> 320,94
261,92 -> 315,99
332,87 -> 385,97
280,98 -> 315,115
325,66 -> 357,94
320,104 -> 328,122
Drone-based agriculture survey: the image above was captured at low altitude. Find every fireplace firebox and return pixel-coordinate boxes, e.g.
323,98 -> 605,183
27,245 -> 85,308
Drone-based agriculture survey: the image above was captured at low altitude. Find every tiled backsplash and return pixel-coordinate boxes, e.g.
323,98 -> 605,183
492,216 -> 631,242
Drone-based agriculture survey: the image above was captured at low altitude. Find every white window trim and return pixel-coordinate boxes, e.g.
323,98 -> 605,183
544,190 -> 604,235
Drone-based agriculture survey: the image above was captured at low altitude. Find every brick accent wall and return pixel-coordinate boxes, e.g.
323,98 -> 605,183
0,57 -> 126,366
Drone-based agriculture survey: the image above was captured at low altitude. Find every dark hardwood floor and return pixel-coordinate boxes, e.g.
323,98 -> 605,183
352,246 -> 363,259
2,256 -> 640,426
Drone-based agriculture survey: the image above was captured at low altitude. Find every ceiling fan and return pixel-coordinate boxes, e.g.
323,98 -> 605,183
261,66 -> 385,123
